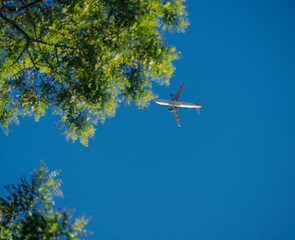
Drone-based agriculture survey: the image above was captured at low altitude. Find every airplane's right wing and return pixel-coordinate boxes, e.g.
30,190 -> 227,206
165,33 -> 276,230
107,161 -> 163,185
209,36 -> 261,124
172,107 -> 181,127
172,83 -> 185,101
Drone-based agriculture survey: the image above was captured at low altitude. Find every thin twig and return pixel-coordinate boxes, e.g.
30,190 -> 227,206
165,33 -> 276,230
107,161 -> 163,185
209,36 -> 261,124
54,46 -> 60,65
32,38 -> 76,50
27,48 -> 38,69
11,67 -> 34,79
9,42 -> 29,68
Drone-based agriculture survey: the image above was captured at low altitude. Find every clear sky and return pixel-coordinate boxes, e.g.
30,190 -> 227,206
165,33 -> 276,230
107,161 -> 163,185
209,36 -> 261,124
1,0 -> 295,239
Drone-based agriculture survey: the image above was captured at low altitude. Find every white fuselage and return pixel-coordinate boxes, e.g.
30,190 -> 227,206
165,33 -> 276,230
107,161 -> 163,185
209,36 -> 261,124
155,99 -> 202,108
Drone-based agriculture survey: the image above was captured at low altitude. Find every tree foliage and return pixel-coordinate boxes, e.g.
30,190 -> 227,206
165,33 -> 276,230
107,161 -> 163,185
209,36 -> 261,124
0,0 -> 188,145
0,161 -> 89,240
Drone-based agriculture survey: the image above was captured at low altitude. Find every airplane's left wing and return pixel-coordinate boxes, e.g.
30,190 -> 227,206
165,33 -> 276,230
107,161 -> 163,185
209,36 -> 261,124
172,107 -> 181,127
172,83 -> 185,101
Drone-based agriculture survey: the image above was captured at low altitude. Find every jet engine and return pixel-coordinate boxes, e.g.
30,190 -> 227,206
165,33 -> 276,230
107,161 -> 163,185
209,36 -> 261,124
167,108 -> 173,112
170,94 -> 174,97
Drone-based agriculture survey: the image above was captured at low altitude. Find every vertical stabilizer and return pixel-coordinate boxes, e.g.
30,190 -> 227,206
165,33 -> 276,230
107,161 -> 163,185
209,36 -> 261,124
196,98 -> 201,115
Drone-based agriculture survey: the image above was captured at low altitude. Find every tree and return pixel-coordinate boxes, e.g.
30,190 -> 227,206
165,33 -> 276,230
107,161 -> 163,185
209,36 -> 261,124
0,0 -> 188,146
0,161 -> 89,240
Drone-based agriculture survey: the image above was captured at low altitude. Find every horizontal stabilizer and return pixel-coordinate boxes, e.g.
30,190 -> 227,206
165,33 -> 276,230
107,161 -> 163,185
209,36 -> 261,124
196,107 -> 200,115
197,98 -> 201,105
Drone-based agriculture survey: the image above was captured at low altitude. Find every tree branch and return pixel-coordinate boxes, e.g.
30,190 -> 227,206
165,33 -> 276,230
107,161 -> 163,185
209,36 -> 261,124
0,0 -> 46,14
0,13 -> 31,39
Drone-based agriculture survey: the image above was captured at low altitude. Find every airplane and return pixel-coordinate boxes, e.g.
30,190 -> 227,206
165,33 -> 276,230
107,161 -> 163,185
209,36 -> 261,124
155,83 -> 202,127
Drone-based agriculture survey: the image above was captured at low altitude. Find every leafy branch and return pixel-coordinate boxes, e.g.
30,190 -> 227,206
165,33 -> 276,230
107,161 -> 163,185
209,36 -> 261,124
0,161 -> 89,239
0,0 -> 188,146
0,13 -> 76,50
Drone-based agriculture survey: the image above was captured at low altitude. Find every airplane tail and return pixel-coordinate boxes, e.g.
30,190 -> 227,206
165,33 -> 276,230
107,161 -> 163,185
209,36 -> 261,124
196,98 -> 201,115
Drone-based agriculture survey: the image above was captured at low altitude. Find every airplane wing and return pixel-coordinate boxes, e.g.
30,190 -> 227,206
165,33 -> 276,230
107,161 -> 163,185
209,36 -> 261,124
172,106 -> 181,127
172,83 -> 185,101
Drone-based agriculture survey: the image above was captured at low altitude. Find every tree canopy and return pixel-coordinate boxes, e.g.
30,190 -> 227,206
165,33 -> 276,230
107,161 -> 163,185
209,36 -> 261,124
0,0 -> 188,146
0,161 -> 89,240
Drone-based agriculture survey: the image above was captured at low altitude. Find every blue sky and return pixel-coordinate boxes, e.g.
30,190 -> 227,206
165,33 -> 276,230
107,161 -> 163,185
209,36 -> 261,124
1,0 -> 295,239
